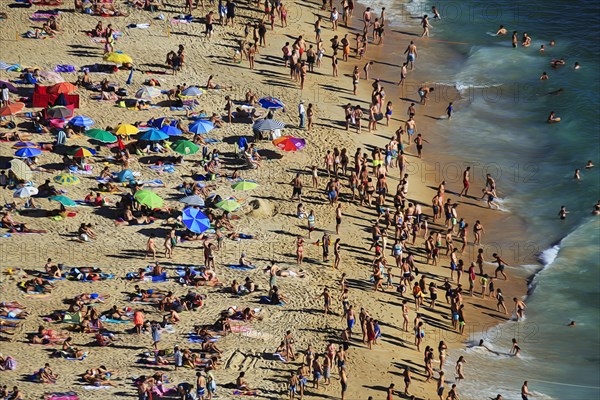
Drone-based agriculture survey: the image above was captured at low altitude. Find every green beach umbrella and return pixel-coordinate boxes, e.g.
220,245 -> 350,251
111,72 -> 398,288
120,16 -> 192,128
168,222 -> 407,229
54,173 -> 80,185
172,140 -> 200,155
134,190 -> 164,209
49,195 -> 77,207
216,199 -> 241,212
85,129 -> 117,143
231,180 -> 258,191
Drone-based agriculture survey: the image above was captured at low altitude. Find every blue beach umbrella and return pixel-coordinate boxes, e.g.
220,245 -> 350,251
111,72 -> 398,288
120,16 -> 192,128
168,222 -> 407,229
160,125 -> 182,136
15,147 -> 42,158
138,129 -> 169,141
116,169 -> 135,183
69,115 -> 95,128
181,86 -> 204,96
258,97 -> 285,109
189,120 -> 214,135
182,207 -> 211,234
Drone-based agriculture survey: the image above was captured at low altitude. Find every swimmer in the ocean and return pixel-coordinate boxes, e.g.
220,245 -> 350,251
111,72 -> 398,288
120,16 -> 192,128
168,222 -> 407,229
584,160 -> 594,169
476,339 -> 501,355
540,71 -> 549,80
547,111 -> 560,122
496,25 -> 507,35
593,201 -> 600,216
558,205 -> 568,220
547,88 -> 564,95
551,58 -> 566,68
574,62 -> 581,69
510,338 -> 521,356
568,321 -> 576,327
574,169 -> 581,180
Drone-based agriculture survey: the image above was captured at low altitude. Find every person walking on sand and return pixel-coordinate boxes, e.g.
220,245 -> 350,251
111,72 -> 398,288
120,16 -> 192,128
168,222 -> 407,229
335,203 -> 343,234
404,41 -> 417,70
459,167 -> 470,197
145,234 -> 157,261
421,14 -> 431,37
290,173 -> 303,201
413,133 -> 429,158
340,366 -> 348,400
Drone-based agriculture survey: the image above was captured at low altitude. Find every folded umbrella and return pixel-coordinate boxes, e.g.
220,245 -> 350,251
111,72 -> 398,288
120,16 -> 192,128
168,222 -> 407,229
182,207 -> 211,234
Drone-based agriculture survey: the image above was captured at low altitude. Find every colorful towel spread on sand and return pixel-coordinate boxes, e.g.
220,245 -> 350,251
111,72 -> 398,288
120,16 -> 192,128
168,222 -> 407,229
55,64 -> 76,73
45,392 -> 79,400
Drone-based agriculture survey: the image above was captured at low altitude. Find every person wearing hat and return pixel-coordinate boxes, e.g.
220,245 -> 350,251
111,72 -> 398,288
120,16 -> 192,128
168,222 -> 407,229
298,100 -> 306,128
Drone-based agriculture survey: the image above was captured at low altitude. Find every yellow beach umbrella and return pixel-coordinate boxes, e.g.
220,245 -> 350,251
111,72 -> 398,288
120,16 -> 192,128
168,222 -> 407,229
115,124 -> 139,136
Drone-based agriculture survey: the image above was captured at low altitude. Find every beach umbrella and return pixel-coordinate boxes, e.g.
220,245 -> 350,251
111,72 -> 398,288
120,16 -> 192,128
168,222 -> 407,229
115,124 -> 139,136
48,82 -> 77,95
39,71 -> 64,83
189,120 -> 214,135
15,147 -> 42,158
134,190 -> 164,209
49,195 -> 77,207
138,129 -> 168,142
69,147 -> 95,158
182,207 -> 211,234
104,51 -> 133,65
0,80 -> 18,93
69,115 -> 95,128
253,119 -> 285,131
179,195 -> 205,207
12,141 -> 38,149
116,169 -> 135,183
160,125 -> 182,137
13,186 -> 38,198
54,173 -> 80,185
272,136 -> 306,152
258,97 -> 285,109
135,86 -> 162,100
171,140 -> 199,155
150,117 -> 167,128
0,102 -> 25,117
46,106 -> 73,119
216,199 -> 240,212
85,129 -> 117,143
9,159 -> 32,181
231,180 -> 258,191
181,86 -> 205,96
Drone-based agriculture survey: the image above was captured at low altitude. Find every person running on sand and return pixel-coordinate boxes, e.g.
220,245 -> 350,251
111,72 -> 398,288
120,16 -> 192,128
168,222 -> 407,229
145,234 -> 157,261
492,253 -> 508,280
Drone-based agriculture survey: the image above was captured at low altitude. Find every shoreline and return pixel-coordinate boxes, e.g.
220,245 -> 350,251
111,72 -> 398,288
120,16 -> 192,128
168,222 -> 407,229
0,1 -> 549,399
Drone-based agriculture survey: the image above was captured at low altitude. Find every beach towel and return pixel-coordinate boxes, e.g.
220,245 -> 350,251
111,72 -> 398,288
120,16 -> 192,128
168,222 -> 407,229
83,385 -> 112,390
127,23 -> 150,29
55,65 -> 76,73
63,312 -> 82,324
227,265 -> 256,271
65,352 -> 88,361
233,390 -> 258,396
45,392 -> 79,400
137,179 -> 165,187
259,296 -> 285,306
99,316 -> 130,324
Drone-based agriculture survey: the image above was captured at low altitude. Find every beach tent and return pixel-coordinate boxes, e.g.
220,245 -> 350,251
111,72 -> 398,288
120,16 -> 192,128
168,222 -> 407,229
10,159 -> 33,181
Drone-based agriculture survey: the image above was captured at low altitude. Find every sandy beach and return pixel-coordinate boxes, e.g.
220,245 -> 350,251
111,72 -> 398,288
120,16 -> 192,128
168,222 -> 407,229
0,1 -> 536,399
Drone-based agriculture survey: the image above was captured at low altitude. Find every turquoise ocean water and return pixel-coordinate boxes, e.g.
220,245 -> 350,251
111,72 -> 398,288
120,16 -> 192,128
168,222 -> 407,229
361,0 -> 600,398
